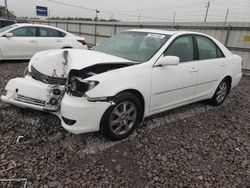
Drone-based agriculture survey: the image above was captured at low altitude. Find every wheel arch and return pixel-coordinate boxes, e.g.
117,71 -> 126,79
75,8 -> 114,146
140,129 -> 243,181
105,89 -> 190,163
115,89 -> 145,123
62,46 -> 73,49
222,75 -> 232,93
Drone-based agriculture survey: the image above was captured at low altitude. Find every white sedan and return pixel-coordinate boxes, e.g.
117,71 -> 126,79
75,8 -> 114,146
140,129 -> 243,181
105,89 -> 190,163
0,23 -> 87,61
1,29 -> 242,140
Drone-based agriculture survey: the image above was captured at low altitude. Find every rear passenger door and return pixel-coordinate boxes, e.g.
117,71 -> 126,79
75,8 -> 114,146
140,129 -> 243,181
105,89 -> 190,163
37,27 -> 66,51
193,35 -> 225,99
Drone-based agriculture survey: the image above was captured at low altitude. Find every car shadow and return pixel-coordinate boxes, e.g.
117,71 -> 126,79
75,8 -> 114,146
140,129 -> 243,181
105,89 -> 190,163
0,60 -> 29,64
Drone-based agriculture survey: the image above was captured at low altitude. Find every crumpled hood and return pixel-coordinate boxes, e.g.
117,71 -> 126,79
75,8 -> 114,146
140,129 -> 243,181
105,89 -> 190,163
29,49 -> 132,78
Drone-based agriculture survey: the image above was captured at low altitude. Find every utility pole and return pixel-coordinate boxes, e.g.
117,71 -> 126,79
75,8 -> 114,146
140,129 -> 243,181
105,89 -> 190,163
204,0 -> 210,22
5,0 -> 8,19
94,10 -> 99,45
223,9 -> 229,27
95,10 -> 100,22
172,12 -> 176,26
220,8 -> 229,43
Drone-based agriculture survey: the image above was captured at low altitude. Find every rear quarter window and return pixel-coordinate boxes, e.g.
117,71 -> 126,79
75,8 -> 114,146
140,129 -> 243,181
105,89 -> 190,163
39,27 -> 66,37
196,35 -> 225,60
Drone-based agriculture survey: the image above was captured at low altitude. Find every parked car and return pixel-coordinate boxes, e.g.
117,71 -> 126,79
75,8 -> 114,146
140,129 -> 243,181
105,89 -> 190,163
0,19 -> 16,28
0,23 -> 87,61
1,29 -> 242,140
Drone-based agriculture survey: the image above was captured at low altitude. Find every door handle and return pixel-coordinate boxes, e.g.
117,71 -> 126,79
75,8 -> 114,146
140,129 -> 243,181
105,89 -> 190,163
56,39 -> 63,42
189,67 -> 198,72
221,62 -> 227,67
29,40 -> 37,43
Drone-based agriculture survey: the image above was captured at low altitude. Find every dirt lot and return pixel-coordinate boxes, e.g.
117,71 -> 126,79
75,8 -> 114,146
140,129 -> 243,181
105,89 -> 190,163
0,61 -> 249,187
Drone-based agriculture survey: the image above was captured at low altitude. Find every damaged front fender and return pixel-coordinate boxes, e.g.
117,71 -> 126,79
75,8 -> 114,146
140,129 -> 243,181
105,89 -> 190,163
83,93 -> 115,105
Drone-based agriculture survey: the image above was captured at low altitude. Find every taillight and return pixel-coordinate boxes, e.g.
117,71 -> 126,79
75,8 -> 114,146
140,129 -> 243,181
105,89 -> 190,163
77,40 -> 87,45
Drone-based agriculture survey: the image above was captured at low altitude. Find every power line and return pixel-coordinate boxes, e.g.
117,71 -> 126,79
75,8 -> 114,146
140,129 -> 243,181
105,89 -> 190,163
47,0 -> 96,12
46,0 -> 249,22
105,3 -> 204,13
214,2 -> 250,8
47,0 -> 173,21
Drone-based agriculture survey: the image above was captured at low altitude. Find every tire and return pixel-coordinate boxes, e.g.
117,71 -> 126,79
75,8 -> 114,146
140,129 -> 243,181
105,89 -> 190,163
100,92 -> 142,141
210,78 -> 230,106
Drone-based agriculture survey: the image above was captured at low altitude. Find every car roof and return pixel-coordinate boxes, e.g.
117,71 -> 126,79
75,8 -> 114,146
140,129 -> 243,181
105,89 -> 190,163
13,23 -> 67,31
126,29 -> 206,36
14,23 -> 55,27
126,29 -> 176,35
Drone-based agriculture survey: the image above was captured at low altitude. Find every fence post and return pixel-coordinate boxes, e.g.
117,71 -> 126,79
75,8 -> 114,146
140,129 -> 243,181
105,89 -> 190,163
66,22 -> 69,31
225,25 -> 231,47
79,23 -> 82,36
114,24 -> 117,36
94,23 -> 97,45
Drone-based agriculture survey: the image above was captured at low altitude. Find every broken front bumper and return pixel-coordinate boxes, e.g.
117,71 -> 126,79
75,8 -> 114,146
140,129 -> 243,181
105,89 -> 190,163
1,76 -> 64,112
1,76 -> 113,134
55,93 -> 112,134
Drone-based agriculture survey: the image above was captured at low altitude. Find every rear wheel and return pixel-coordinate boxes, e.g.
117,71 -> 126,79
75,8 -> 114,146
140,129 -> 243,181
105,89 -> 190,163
210,78 -> 230,106
100,92 -> 142,141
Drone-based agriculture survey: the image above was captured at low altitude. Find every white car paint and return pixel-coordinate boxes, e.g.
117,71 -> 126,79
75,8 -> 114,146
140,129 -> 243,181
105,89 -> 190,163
0,23 -> 87,60
1,29 -> 242,137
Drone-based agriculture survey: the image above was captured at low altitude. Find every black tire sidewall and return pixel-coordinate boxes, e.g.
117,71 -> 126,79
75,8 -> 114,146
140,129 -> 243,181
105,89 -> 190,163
100,92 -> 142,141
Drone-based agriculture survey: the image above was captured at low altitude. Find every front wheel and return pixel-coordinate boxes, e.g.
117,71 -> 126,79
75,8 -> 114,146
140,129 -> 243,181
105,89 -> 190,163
210,78 -> 230,106
100,92 -> 142,141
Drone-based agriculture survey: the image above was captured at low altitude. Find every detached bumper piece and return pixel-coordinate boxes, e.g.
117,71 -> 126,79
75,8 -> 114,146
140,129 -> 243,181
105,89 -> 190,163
1,77 -> 64,112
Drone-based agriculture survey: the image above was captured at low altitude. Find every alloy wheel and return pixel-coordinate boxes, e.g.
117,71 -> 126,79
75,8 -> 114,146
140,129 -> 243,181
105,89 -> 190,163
109,101 -> 137,135
216,81 -> 228,103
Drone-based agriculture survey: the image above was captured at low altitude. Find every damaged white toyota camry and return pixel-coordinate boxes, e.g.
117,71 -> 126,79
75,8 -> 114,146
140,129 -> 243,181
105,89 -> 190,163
1,29 -> 242,140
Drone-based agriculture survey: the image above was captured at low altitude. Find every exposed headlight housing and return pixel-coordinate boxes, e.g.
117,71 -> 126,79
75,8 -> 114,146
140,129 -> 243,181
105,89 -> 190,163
68,79 -> 99,97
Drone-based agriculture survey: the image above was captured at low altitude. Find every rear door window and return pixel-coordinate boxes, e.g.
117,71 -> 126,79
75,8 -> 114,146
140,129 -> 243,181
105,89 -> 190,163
196,35 -> 224,60
38,27 -> 66,37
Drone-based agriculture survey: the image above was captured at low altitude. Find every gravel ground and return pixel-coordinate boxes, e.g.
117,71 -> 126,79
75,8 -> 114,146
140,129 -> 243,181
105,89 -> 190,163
0,61 -> 249,187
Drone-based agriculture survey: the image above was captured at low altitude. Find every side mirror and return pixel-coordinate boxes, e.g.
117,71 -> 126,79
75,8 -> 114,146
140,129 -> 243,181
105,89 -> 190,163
89,43 -> 100,50
4,33 -> 14,38
155,56 -> 180,67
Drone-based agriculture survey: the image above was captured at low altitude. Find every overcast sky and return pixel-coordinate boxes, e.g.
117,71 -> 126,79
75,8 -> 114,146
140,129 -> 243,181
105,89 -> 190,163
1,0 -> 250,22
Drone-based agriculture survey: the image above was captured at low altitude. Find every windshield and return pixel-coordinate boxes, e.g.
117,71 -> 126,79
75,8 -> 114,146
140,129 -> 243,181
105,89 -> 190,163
93,32 -> 170,62
0,24 -> 16,34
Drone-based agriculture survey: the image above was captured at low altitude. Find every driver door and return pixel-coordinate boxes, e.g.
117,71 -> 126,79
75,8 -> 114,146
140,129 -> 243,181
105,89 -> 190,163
1,26 -> 38,59
150,35 -> 198,113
